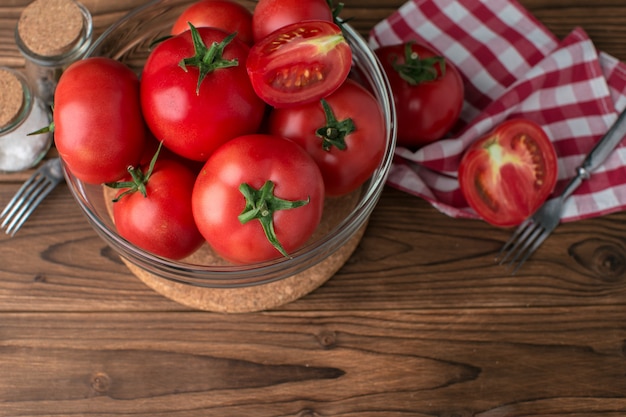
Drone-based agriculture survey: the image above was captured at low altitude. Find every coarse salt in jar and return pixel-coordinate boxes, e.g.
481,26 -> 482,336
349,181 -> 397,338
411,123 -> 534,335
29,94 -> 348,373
15,0 -> 93,107
0,67 -> 52,172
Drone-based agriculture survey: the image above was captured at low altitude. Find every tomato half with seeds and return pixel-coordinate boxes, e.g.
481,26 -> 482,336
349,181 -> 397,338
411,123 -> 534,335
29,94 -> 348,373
458,119 -> 558,228
246,20 -> 352,108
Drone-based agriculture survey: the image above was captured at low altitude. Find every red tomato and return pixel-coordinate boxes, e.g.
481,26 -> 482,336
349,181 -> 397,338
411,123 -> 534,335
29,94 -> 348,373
53,57 -> 146,184
375,41 -> 464,148
246,20 -> 352,108
171,0 -> 254,45
268,78 -> 386,196
109,150 -> 204,260
252,0 -> 333,43
141,26 -> 266,161
192,134 -> 325,264
458,119 -> 558,228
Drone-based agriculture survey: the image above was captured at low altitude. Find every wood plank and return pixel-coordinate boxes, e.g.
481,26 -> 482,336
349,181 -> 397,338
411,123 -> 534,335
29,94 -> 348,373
1,307 -> 625,416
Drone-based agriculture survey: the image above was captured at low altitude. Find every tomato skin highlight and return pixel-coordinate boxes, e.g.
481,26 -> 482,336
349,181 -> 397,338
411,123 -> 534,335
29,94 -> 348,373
192,134 -> 325,264
246,20 -> 352,108
375,41 -> 464,148
268,78 -> 386,196
171,0 -> 254,45
141,26 -> 266,161
54,57 -> 146,184
458,119 -> 558,228
252,0 -> 333,44
112,156 -> 205,260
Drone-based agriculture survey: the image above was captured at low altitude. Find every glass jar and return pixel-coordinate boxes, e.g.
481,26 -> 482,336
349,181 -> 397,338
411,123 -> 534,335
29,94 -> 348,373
0,67 -> 53,172
15,0 -> 93,107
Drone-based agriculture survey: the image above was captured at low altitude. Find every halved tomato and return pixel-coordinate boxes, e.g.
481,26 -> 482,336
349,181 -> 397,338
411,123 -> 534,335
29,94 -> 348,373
246,20 -> 352,108
458,119 -> 558,227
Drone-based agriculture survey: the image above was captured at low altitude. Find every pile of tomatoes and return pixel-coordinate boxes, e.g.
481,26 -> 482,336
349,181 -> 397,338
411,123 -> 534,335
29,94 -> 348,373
52,0 -> 388,264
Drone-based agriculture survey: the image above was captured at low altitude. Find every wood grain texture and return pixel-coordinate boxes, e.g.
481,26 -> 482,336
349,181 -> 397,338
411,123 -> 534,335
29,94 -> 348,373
1,0 -> 626,416
2,308 -> 626,416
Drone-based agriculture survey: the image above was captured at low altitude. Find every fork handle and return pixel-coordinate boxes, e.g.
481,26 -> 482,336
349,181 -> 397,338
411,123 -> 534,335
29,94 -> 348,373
562,107 -> 626,200
580,107 -> 626,175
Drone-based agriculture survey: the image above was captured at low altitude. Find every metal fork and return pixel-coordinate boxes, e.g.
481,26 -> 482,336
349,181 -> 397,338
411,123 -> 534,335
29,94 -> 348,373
498,107 -> 626,273
0,158 -> 65,236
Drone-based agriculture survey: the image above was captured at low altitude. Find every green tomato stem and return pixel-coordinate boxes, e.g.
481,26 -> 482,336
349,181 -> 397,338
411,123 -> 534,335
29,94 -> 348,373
315,98 -> 355,151
392,41 -> 446,86
27,121 -> 54,136
326,0 -> 352,29
238,180 -> 309,258
28,105 -> 55,136
105,142 -> 163,202
179,23 -> 239,94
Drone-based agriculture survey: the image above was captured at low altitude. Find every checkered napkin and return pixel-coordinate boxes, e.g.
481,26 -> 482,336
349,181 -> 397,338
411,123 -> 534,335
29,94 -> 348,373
369,0 -> 626,223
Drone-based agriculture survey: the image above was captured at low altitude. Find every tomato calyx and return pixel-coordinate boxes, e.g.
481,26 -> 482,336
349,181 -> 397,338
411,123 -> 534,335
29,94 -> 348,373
28,122 -> 54,136
179,24 -> 239,94
105,143 -> 162,203
392,41 -> 446,86
247,20 -> 352,107
315,98 -> 354,151
238,180 -> 310,258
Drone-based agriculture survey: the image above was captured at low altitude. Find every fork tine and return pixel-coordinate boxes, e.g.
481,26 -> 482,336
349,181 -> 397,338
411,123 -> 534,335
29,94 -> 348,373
4,179 -> 57,236
504,225 -> 545,271
497,219 -> 535,264
0,172 -> 44,220
1,175 -> 47,229
509,227 -> 552,274
0,158 -> 64,237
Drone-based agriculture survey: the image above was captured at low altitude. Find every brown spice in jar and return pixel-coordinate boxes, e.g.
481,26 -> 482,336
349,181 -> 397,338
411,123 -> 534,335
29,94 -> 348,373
17,0 -> 84,56
0,69 -> 25,128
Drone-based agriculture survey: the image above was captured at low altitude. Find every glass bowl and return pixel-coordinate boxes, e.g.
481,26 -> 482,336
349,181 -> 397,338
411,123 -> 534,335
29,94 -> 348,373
63,0 -> 396,304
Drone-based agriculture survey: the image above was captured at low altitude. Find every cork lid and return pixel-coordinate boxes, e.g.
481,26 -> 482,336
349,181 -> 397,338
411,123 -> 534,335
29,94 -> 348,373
0,69 -> 25,129
17,0 -> 84,56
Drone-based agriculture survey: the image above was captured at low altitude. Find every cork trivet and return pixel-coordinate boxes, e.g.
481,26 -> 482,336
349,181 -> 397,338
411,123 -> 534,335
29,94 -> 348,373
123,222 -> 366,313
18,0 -> 84,56
0,69 -> 24,128
103,186 -> 365,312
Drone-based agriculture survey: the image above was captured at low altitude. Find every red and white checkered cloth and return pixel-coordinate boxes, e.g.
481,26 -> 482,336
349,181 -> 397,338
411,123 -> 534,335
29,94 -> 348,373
369,0 -> 626,223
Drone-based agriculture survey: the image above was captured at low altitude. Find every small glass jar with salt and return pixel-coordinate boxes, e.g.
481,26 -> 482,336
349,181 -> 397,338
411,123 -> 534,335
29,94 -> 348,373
0,67 -> 52,172
15,0 -> 93,108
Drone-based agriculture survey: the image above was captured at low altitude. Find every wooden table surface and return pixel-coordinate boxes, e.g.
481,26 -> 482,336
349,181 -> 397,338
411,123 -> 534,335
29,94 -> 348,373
2,0 -> 626,415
